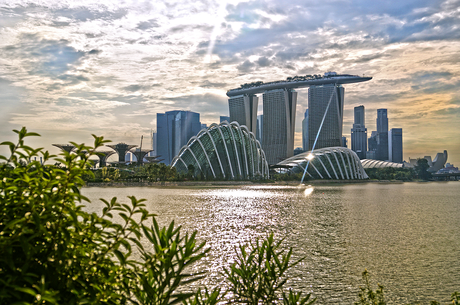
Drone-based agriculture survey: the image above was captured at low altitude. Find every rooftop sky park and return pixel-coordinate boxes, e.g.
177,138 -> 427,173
226,73 -> 372,97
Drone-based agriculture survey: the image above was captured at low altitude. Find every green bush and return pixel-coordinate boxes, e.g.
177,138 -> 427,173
0,128 -> 210,304
0,128 -> 313,305
355,269 -> 386,305
224,234 -> 315,304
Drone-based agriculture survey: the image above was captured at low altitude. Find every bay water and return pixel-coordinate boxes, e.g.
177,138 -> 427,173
82,182 -> 460,304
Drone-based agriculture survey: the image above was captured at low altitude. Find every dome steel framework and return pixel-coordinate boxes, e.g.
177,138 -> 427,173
361,159 -> 404,169
278,147 -> 369,180
171,121 -> 269,180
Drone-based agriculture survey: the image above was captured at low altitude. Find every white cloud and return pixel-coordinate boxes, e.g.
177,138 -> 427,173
0,0 -> 459,164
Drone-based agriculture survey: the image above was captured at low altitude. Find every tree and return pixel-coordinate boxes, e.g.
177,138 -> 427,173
414,158 -> 432,181
187,164 -> 196,179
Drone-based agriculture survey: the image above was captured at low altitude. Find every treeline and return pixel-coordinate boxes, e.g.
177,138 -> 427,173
82,163 -> 179,182
365,159 -> 433,181
81,163 -> 433,183
365,167 -> 414,181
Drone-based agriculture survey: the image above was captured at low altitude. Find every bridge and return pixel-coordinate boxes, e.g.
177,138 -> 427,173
226,74 -> 372,97
432,172 -> 460,181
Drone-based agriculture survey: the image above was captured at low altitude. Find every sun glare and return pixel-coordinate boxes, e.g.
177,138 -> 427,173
304,186 -> 314,196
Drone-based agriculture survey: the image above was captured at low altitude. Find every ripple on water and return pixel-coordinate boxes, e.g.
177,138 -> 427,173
82,182 -> 460,304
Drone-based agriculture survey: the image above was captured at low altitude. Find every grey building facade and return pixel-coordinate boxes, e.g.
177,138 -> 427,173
307,84 -> 344,151
302,109 -> 309,151
156,110 -> 202,165
256,114 -> 263,144
228,94 -> 258,134
351,105 -> 367,159
376,109 -> 389,161
262,88 -> 297,164
220,116 -> 230,123
388,128 -> 403,163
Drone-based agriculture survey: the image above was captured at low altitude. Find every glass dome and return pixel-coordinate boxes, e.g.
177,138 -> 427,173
277,147 -> 369,180
171,121 -> 269,180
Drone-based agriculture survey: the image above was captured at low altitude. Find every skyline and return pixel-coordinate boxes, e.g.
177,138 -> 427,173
0,0 -> 459,165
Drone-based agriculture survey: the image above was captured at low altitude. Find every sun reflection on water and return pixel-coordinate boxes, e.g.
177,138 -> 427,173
81,183 -> 460,304
304,185 -> 314,196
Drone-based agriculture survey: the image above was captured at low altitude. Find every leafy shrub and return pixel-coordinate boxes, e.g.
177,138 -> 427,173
224,234 -> 315,305
355,269 -> 386,305
0,128 -> 209,304
0,128 -> 313,305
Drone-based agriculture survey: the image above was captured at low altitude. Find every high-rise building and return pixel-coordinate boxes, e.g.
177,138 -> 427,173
376,109 -> 389,161
228,94 -> 258,133
262,88 -> 297,164
220,116 -> 230,123
377,109 -> 388,134
302,109 -> 309,151
342,136 -> 347,148
367,131 -> 377,159
256,114 -> 263,144
351,105 -> 367,159
150,132 -> 157,157
156,110 -> 202,165
389,128 -> 403,163
307,84 -> 344,151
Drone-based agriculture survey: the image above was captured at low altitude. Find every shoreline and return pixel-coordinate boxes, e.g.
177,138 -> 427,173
83,179 -> 455,188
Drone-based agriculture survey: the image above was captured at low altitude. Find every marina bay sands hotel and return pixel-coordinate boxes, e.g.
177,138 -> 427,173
226,72 -> 372,164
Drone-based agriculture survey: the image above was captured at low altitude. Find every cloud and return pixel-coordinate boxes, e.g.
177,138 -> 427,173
136,19 -> 159,30
198,80 -> 228,88
53,6 -> 128,22
88,49 -> 102,55
237,60 -> 256,72
1,34 -> 93,78
159,93 -> 228,122
257,56 -> 271,67
0,0 -> 459,164
122,84 -> 160,92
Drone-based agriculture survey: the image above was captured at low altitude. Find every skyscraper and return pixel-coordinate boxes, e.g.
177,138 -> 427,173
262,88 -> 297,164
377,109 -> 388,133
256,114 -> 263,144
228,94 -> 258,133
367,131 -> 377,159
307,84 -> 344,150
351,105 -> 367,159
302,109 -> 309,151
389,128 -> 403,163
220,116 -> 230,123
156,110 -> 202,165
150,132 -> 157,157
376,109 -> 389,161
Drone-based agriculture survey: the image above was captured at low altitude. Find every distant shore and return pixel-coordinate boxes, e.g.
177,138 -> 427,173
82,179 -> 454,188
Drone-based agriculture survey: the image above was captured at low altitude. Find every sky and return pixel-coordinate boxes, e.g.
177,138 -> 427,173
0,0 -> 459,165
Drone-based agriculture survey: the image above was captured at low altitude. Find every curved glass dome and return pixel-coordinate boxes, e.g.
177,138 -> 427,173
171,121 -> 269,180
361,159 -> 404,169
277,147 -> 369,180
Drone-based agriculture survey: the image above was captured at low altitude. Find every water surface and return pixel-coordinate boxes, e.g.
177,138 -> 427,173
82,182 -> 460,304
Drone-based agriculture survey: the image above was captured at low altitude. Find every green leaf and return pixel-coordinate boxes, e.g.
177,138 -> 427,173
14,287 -> 36,296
